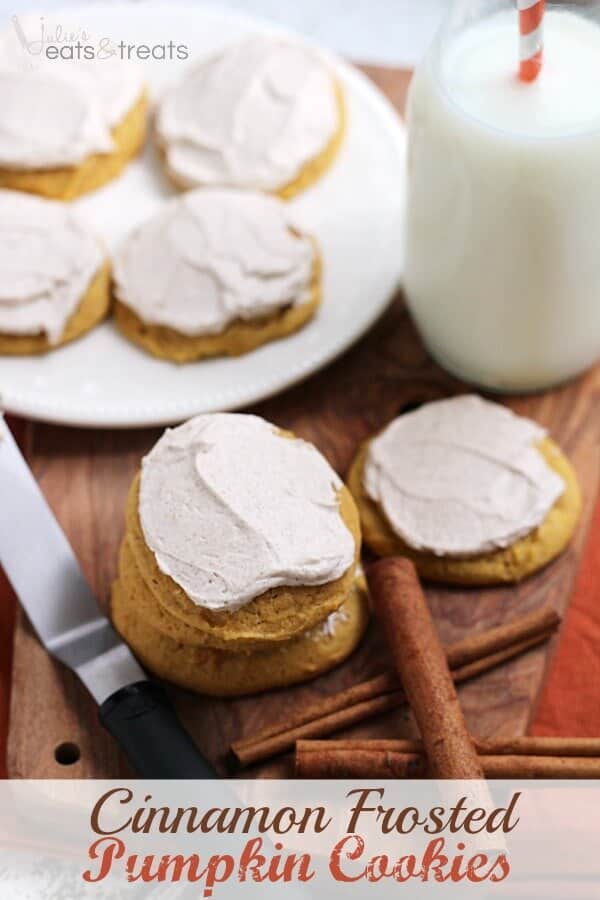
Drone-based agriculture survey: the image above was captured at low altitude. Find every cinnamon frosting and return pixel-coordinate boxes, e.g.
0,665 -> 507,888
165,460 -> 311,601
363,395 -> 565,557
0,190 -> 103,343
0,17 -> 144,169
156,35 -> 340,191
139,414 -> 355,610
112,189 -> 315,336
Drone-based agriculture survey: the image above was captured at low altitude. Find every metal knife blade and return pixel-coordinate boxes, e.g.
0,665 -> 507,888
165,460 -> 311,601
0,416 -> 145,704
0,415 -> 216,778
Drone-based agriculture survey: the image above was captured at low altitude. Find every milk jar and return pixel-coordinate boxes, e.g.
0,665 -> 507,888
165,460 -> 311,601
404,1 -> 600,392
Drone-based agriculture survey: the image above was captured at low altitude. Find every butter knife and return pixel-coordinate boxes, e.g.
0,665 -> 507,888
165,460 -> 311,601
0,417 -> 215,779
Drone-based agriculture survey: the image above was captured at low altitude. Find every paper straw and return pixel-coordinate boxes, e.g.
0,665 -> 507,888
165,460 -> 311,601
518,0 -> 545,82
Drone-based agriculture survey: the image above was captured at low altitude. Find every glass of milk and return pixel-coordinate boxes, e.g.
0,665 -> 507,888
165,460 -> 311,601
404,0 -> 600,392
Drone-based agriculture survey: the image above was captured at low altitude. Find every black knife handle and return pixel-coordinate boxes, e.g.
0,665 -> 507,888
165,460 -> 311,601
99,681 -> 216,779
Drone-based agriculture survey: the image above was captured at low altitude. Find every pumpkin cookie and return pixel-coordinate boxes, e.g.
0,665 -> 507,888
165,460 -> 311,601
113,189 -> 321,362
155,36 -> 345,198
348,395 -> 581,585
123,414 -> 361,650
0,190 -> 110,354
112,574 -> 369,697
117,537 -> 212,649
0,91 -> 147,201
0,19 -> 146,200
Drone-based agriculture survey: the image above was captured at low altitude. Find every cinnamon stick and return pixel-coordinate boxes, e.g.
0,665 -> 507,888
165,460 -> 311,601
297,737 -> 600,757
366,557 -> 483,779
445,606 -> 559,668
295,744 -> 600,779
229,608 -> 559,769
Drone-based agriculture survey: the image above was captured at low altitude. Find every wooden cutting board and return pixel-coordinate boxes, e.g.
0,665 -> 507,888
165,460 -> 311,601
7,66 -> 600,779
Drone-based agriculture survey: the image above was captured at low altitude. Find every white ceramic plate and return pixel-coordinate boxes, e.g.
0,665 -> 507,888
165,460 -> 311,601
0,3 -> 406,428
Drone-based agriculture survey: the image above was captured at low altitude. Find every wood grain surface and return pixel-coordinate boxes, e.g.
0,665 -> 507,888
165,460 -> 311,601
7,66 -> 600,779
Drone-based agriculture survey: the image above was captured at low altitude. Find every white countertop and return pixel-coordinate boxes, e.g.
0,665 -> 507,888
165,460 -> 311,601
0,0 -> 448,66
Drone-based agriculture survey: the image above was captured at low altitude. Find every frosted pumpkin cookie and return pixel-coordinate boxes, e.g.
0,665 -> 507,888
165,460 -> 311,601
0,190 -> 110,354
0,21 -> 146,200
155,36 -> 345,198
348,395 -> 581,585
120,413 -> 361,650
112,574 -> 369,697
112,189 -> 321,362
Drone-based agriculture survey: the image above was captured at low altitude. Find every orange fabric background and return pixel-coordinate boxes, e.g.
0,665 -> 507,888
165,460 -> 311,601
531,491 -> 600,736
0,575 -> 15,778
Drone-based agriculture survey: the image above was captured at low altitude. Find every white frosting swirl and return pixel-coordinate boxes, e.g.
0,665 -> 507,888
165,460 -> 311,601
113,189 -> 315,336
0,190 -> 103,343
156,36 -> 340,191
0,17 -> 144,169
139,414 -> 355,610
363,395 -> 565,557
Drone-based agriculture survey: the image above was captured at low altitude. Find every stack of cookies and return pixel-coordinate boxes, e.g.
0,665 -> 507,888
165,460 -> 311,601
112,413 -> 368,696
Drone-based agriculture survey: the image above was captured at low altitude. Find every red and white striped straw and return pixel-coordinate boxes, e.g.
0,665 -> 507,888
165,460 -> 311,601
518,0 -> 545,82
